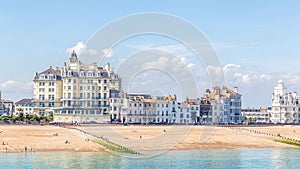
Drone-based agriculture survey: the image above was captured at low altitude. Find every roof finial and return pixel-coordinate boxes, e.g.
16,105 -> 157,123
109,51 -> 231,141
71,50 -> 77,58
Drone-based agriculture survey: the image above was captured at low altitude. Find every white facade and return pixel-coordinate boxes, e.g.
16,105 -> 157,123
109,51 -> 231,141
269,80 -> 300,124
110,94 -> 182,124
242,108 -> 270,123
204,86 -> 242,124
177,103 -> 191,124
14,99 -> 34,116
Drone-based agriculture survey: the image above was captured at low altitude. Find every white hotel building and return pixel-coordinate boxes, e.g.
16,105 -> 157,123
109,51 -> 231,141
269,80 -> 300,124
34,51 -> 121,123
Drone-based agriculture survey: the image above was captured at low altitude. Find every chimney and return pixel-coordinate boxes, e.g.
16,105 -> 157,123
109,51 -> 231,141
234,87 -> 238,93
105,62 -> 110,71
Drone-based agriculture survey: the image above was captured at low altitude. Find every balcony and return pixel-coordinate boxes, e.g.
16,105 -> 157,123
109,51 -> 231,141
61,97 -> 107,101
127,114 -> 157,117
61,104 -> 109,108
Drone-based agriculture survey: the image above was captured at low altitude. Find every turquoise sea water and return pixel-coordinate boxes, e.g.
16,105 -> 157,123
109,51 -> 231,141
1,148 -> 300,169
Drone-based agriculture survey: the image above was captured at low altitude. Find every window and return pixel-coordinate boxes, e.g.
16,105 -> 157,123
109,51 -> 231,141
39,82 -> 45,86
68,86 -> 71,90
104,86 -> 107,91
68,79 -> 71,83
98,80 -> 101,83
39,95 -> 45,100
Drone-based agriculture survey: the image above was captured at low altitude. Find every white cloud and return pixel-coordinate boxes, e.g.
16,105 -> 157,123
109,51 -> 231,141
260,74 -> 272,81
0,80 -> 33,101
223,64 -> 241,73
242,74 -> 251,84
0,80 -> 18,88
102,48 -> 114,58
66,42 -> 98,56
206,65 -> 225,86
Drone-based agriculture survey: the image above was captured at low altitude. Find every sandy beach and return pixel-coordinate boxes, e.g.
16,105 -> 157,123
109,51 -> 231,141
1,125 -> 299,153
0,125 -> 104,153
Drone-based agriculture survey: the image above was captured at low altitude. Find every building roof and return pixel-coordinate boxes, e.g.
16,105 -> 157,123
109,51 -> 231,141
1,99 -> 13,103
223,86 -> 242,97
34,67 -> 61,80
15,99 -> 33,106
179,102 -> 190,109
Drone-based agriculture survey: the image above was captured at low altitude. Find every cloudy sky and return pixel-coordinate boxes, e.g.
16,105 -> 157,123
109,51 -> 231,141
1,1 -> 300,108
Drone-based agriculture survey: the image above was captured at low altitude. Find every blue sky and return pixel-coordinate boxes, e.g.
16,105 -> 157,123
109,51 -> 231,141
1,0 -> 300,107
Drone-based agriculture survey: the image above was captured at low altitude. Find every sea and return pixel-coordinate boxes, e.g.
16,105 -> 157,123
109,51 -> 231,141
1,148 -> 300,169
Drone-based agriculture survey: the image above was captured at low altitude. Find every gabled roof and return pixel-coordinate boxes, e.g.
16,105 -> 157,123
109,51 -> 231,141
34,67 -> 61,80
39,67 -> 60,76
223,87 -> 242,97
15,99 -> 33,105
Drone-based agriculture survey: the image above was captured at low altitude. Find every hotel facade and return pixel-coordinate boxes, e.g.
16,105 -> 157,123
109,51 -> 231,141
269,80 -> 300,124
33,51 -> 121,123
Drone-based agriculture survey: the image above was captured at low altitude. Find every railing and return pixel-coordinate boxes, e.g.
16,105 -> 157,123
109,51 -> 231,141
61,97 -> 107,101
62,105 -> 109,108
